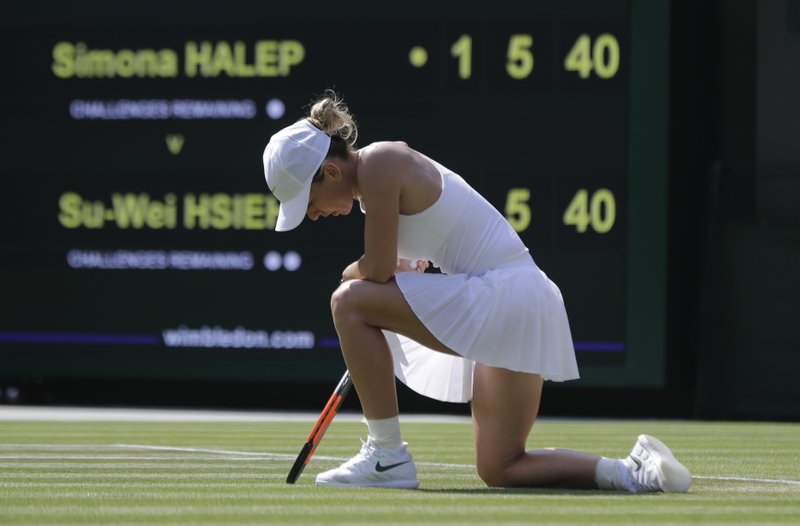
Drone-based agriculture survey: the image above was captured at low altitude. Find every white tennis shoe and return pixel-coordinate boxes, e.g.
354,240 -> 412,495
621,434 -> 692,493
315,439 -> 419,489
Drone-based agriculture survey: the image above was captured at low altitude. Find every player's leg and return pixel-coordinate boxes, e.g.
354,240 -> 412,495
329,278 -> 457,420
317,278 -> 456,488
471,364 -> 601,488
471,365 -> 693,491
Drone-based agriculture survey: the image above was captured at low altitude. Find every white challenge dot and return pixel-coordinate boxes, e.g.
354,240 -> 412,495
263,251 -> 283,271
266,98 -> 286,120
283,251 -> 301,271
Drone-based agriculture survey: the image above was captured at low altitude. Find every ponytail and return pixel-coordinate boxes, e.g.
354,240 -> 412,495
306,90 -> 358,159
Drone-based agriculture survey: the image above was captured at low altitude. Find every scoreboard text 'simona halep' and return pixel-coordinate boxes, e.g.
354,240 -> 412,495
0,0 -> 670,389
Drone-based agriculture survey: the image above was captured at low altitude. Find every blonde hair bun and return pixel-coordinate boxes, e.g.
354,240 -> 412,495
307,90 -> 358,148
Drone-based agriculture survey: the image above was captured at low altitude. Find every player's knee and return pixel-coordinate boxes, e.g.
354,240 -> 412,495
330,282 -> 350,321
330,281 -> 362,329
476,460 -> 515,488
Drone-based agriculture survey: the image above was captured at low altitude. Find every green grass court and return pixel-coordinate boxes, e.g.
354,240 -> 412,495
1,416 -> 798,524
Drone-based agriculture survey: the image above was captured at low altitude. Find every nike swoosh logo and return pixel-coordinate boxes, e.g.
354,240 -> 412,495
375,460 -> 410,473
631,457 -> 643,472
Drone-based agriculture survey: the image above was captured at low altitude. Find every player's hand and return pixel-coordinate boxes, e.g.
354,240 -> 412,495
396,258 -> 429,273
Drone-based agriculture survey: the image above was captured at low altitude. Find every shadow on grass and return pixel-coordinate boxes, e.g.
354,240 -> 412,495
415,487 -> 643,496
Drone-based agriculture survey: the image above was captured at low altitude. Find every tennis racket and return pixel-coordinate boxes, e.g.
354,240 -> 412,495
286,370 -> 352,484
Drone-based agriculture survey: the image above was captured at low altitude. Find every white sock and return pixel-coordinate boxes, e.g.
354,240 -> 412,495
364,416 -> 403,450
594,457 -> 628,490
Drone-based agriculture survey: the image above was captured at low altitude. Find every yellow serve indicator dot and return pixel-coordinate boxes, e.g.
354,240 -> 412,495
409,46 -> 428,67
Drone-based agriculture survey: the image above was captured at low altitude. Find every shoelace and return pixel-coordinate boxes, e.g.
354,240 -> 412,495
339,439 -> 379,471
626,444 -> 660,491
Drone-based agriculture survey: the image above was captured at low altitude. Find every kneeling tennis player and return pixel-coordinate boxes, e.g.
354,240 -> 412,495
262,92 -> 691,493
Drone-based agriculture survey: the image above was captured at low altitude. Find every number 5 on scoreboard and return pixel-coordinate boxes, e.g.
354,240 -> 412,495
505,188 -> 531,232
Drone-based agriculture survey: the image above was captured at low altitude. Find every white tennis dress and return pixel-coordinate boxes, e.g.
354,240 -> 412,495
364,154 -> 579,403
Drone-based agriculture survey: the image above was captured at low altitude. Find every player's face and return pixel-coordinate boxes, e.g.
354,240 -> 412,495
306,169 -> 353,221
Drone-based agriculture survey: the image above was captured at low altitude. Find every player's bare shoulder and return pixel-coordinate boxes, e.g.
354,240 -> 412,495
359,141 -> 412,169
358,141 -> 440,214
357,141 -> 414,188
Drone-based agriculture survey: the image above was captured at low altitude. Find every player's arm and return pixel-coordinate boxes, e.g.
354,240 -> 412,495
356,145 -> 403,283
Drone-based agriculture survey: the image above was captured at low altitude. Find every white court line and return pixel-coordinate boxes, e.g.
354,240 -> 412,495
113,444 -> 470,469
692,475 -> 800,486
0,405 -> 470,423
115,444 -> 291,458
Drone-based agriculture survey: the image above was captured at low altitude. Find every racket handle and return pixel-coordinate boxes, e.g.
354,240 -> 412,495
286,441 -> 313,484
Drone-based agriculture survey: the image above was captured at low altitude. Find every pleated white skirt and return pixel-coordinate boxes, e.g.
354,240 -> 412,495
384,260 -> 579,403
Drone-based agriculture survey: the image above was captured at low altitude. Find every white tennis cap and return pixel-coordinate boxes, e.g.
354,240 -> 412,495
263,119 -> 331,232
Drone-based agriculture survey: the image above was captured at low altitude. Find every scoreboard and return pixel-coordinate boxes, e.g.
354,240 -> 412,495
0,0 -> 670,391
